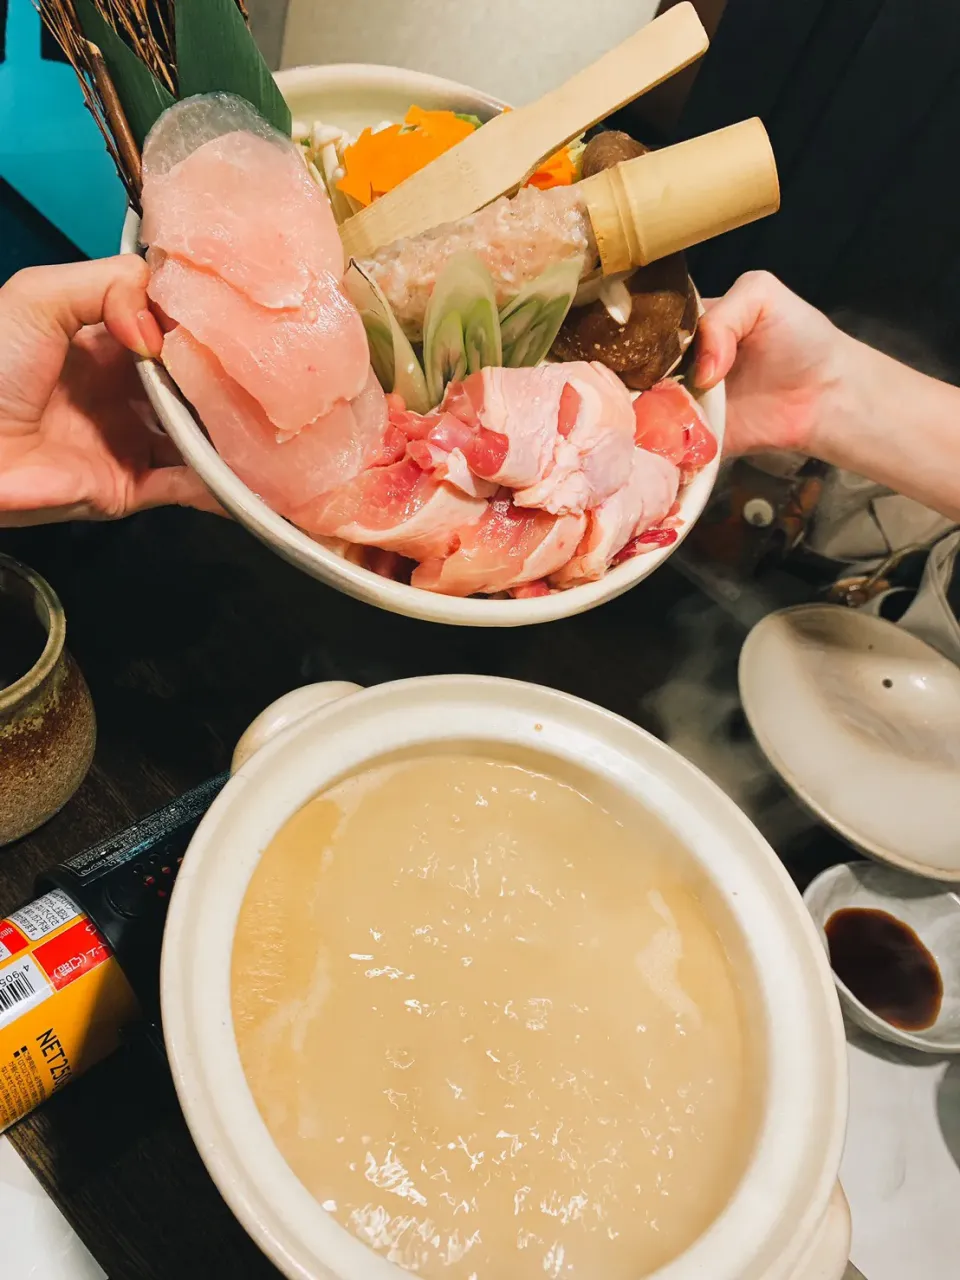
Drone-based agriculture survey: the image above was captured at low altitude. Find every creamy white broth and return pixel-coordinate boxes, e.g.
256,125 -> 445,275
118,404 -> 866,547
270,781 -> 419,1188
233,753 -> 758,1279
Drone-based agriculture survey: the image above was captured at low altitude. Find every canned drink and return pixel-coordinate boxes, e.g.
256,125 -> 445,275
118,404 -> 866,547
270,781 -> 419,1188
0,771 -> 228,1132
0,888 -> 139,1133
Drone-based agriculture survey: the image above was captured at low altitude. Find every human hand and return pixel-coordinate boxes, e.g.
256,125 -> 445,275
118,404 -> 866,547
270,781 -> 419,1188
694,270 -> 848,459
0,256 -> 220,526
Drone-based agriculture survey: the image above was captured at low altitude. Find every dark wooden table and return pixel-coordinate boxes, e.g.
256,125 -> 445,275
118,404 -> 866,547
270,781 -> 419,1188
0,510 -> 847,1279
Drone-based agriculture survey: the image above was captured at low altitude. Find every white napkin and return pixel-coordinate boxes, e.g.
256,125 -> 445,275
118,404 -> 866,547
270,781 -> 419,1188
858,529 -> 960,665
807,469 -> 953,565
896,530 -> 960,664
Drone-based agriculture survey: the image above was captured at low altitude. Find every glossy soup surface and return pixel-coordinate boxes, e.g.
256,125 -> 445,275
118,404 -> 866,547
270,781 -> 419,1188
233,753 -> 757,1279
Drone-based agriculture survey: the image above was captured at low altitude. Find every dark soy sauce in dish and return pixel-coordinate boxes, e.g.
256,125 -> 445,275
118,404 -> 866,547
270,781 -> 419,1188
825,907 -> 943,1031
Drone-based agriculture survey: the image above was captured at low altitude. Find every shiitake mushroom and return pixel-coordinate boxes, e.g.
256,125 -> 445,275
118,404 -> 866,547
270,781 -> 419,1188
552,255 -> 697,389
554,130 -> 698,390
580,131 -> 648,178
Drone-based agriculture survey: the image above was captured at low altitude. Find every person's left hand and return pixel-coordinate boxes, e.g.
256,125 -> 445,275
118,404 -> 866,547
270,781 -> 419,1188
0,256 -> 220,526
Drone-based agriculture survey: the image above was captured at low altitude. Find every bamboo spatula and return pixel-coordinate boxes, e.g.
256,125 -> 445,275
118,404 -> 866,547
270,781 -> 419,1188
338,2 -> 710,260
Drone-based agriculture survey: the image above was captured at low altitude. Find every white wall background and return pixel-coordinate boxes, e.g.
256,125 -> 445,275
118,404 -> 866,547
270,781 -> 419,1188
246,0 -> 289,70
275,0 -> 661,104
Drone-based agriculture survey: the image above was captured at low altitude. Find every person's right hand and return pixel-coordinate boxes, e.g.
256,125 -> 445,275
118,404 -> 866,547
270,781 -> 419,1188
694,270 -> 847,458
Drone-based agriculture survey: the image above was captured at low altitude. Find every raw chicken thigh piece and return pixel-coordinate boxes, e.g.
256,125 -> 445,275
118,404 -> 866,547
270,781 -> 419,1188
162,327 -> 387,514
632,379 -> 718,471
149,256 -> 368,436
141,131 -> 343,308
408,362 -> 635,515
514,363 -> 635,515
412,494 -> 586,596
440,366 -> 566,490
551,449 -> 679,587
298,457 -> 488,560
402,411 -> 497,499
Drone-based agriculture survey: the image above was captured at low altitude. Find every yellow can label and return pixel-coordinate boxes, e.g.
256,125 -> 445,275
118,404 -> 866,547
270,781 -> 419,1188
0,889 -> 139,1133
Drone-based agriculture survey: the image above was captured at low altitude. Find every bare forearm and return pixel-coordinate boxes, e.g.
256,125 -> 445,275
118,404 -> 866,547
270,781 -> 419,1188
812,333 -> 960,521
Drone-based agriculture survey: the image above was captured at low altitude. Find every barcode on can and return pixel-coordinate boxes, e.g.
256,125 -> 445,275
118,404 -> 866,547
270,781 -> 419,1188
0,955 -> 52,1030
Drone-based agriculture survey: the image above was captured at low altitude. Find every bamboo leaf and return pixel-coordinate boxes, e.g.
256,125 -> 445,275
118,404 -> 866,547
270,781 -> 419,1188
74,0 -> 175,148
175,0 -> 292,136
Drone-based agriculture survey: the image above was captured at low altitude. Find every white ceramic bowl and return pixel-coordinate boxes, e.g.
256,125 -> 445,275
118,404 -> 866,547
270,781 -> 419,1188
162,676 -> 850,1280
122,64 -> 725,627
739,605 -> 960,880
804,860 -> 960,1054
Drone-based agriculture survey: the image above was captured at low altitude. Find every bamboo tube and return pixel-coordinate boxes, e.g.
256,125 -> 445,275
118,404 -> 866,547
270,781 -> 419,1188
579,118 -> 780,275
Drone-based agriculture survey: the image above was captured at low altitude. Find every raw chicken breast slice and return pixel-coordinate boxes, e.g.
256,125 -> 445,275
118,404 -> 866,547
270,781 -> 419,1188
149,256 -> 368,435
141,130 -> 343,308
412,494 -> 586,596
551,448 -> 679,588
296,457 -> 487,561
632,379 -> 718,472
514,362 -> 635,515
143,92 -> 279,178
162,327 -> 387,514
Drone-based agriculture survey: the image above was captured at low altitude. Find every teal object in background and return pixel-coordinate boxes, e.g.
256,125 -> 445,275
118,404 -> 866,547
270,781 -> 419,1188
0,0 -> 126,259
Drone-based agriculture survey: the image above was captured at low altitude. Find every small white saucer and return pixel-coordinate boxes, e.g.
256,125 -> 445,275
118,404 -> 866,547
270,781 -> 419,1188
804,861 -> 960,1054
739,604 -> 960,880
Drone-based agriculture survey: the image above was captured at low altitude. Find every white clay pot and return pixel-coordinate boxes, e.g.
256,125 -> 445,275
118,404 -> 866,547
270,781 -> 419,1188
161,676 -> 850,1280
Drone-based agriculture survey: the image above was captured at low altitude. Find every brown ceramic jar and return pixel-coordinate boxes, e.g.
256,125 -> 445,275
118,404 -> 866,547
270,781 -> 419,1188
0,553 -> 96,846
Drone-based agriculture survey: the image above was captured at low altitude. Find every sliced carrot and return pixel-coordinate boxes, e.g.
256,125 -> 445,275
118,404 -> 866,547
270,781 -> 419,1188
337,105 -> 577,207
403,106 -> 476,146
527,146 -> 577,190
338,109 -> 478,207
